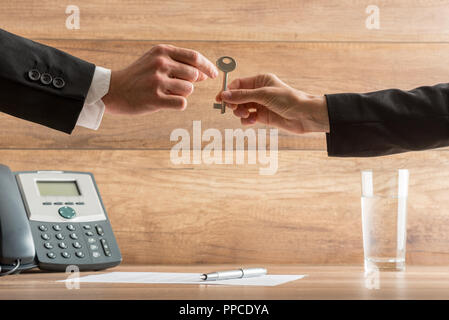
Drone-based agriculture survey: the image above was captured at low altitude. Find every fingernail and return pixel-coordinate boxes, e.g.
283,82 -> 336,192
213,69 -> 219,78
221,91 -> 231,99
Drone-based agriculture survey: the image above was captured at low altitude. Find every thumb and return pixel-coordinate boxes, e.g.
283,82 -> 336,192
221,88 -> 270,105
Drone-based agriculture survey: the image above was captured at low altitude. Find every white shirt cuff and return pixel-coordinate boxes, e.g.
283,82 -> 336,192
76,66 -> 111,130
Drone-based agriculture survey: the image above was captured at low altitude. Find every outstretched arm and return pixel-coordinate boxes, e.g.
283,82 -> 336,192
218,73 -> 449,157
0,29 -> 218,134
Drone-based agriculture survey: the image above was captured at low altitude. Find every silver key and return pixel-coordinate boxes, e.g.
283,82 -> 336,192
213,56 -> 236,114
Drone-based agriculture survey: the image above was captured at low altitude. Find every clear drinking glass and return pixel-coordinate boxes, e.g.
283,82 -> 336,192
361,169 -> 409,272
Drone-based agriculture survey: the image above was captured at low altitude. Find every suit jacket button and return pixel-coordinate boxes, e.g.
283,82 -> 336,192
52,77 -> 65,89
28,69 -> 41,81
40,73 -> 52,85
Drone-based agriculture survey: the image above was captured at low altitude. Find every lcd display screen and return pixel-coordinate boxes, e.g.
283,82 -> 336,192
37,181 -> 81,196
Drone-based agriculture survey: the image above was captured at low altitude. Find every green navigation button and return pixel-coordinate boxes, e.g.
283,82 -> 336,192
58,206 -> 76,219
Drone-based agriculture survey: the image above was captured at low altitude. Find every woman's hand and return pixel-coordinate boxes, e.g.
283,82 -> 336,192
216,73 -> 330,134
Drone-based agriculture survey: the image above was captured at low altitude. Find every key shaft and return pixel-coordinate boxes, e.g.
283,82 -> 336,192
213,56 -> 236,114
221,72 -> 229,113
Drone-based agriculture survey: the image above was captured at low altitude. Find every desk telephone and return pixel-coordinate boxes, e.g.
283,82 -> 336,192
0,164 -> 121,276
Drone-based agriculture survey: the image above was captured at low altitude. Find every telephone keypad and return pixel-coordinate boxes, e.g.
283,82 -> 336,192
33,221 -> 119,269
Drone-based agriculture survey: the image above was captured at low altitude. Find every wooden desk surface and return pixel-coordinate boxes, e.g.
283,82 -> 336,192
1,264 -> 449,300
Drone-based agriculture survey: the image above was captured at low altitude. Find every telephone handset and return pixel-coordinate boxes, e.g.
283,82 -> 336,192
0,164 -> 121,275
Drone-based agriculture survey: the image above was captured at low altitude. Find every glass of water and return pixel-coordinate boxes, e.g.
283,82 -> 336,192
361,169 -> 409,272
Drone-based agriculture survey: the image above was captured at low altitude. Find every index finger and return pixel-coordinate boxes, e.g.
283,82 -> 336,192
168,47 -> 218,79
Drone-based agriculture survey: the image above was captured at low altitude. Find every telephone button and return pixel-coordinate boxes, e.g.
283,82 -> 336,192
52,225 -> 61,231
41,234 -> 50,240
90,244 -> 98,250
55,233 -> 64,240
54,202 -> 63,205
58,206 -> 76,219
73,242 -> 82,249
100,239 -> 112,256
64,202 -> 74,205
95,226 -> 104,236
58,242 -> 67,249
76,202 -> 85,205
87,237 -> 96,244
69,233 -> 78,240
83,225 -> 91,230
75,251 -> 85,258
61,252 -> 71,259
38,225 -> 48,231
85,231 -> 94,236
92,252 -> 100,258
42,202 -> 52,205
67,225 -> 75,231
47,252 -> 56,259
44,242 -> 53,249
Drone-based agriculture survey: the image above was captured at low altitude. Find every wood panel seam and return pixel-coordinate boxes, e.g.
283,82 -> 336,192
32,38 -> 449,44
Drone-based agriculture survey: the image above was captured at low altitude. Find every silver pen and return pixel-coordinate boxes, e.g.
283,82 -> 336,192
201,268 -> 267,281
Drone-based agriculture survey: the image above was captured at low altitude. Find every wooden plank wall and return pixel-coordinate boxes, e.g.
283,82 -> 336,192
1,0 -> 449,265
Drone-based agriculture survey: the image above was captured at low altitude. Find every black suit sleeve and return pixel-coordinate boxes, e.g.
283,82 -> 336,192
325,83 -> 449,157
0,29 -> 95,134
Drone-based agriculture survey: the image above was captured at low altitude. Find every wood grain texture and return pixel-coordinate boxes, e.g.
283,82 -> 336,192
3,149 -> 449,265
1,40 -> 449,149
2,1 -> 449,268
1,265 -> 449,299
2,0 -> 449,42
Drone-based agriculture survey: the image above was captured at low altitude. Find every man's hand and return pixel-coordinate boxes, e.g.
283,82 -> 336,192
216,73 -> 330,134
103,44 -> 218,115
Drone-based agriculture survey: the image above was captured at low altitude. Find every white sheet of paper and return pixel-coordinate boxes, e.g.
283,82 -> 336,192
59,272 -> 305,286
